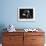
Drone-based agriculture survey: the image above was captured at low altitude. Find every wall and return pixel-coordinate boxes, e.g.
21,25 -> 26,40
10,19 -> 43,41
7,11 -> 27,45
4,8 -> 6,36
0,0 -> 46,30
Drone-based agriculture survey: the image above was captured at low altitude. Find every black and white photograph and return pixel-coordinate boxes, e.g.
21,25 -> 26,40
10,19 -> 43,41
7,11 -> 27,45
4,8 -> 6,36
18,7 -> 35,21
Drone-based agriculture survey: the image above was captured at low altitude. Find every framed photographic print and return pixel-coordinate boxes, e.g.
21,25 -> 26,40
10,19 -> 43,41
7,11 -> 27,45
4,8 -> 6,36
18,7 -> 35,21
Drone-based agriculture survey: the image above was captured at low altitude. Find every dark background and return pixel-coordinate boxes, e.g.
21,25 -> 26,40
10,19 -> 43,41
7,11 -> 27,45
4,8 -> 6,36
19,9 -> 33,19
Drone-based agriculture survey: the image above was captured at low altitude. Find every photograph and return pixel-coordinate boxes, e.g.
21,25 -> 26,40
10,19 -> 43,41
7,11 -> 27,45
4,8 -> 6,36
18,7 -> 35,21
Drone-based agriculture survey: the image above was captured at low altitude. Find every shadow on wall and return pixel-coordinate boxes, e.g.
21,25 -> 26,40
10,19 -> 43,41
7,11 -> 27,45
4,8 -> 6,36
0,24 -> 7,43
